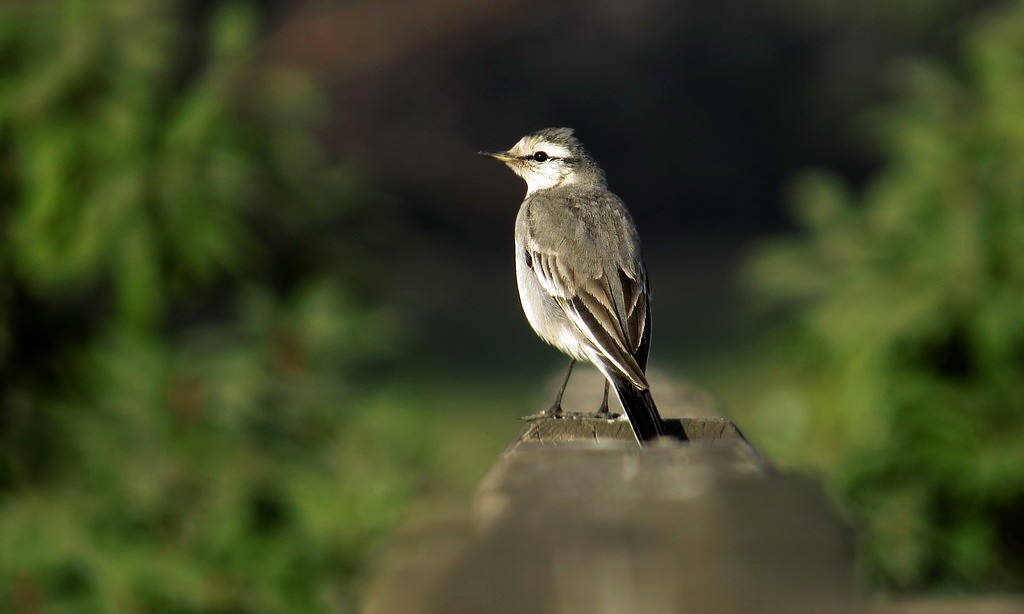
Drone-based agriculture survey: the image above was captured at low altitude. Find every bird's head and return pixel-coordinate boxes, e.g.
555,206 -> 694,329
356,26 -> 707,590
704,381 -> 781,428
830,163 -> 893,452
480,127 -> 606,195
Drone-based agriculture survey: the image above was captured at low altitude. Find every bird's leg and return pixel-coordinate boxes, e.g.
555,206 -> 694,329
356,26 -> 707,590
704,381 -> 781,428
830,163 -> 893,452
523,360 -> 574,421
547,359 -> 576,415
593,381 -> 612,417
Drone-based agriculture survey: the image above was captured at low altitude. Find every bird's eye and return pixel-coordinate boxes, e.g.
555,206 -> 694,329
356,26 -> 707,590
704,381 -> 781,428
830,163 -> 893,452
533,151 -> 549,162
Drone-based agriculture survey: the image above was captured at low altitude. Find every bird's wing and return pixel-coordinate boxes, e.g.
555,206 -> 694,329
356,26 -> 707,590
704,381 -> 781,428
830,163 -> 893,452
524,192 -> 650,389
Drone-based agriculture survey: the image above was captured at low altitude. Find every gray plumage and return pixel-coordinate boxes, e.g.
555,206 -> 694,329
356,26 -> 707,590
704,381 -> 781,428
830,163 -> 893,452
481,127 -> 666,445
516,187 -> 649,387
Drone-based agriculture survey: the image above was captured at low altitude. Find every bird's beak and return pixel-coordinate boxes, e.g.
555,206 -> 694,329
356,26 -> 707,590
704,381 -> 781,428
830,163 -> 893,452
478,150 -> 514,162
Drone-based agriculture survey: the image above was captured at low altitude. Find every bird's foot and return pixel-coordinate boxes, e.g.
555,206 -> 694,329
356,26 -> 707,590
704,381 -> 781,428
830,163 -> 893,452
584,402 -> 619,420
522,404 -> 564,422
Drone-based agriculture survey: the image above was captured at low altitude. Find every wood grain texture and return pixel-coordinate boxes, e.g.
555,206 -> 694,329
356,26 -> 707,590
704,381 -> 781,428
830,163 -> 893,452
364,376 -> 869,614
506,414 -> 768,464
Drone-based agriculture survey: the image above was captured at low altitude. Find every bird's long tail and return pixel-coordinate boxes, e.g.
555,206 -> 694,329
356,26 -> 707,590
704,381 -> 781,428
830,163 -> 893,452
609,373 -> 666,445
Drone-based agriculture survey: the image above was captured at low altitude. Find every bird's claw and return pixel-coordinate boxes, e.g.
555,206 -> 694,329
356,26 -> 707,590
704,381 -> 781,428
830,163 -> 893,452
522,404 -> 564,422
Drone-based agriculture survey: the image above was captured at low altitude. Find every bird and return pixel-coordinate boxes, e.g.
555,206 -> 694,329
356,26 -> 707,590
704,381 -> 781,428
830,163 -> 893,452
480,127 -> 667,445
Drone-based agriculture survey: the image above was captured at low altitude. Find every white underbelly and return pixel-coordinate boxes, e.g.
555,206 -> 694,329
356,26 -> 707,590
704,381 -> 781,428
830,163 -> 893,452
515,250 -> 591,363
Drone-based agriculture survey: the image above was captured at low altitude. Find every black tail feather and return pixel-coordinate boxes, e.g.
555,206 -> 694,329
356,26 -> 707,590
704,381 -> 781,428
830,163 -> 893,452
610,373 -> 666,445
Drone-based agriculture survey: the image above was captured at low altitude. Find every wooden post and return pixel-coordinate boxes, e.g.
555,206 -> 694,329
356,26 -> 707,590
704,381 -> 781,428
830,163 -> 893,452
364,375 -> 871,614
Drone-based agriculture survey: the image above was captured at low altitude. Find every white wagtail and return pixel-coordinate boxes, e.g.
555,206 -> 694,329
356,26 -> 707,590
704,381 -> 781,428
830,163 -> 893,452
480,127 -> 666,445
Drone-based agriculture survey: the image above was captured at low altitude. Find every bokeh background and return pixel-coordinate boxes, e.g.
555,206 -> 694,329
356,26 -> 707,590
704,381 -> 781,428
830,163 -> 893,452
2,0 -> 1023,610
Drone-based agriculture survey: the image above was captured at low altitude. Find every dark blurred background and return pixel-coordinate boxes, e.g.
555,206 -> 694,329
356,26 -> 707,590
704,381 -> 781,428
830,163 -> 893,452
2,0 -> 1023,611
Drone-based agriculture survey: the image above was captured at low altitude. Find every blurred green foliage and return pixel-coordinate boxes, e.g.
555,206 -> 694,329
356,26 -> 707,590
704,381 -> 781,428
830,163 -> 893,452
0,1 -> 450,611
746,1 -> 1024,591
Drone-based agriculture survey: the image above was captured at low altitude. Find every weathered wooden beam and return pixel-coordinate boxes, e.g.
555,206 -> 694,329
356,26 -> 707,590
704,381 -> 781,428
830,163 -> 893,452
364,375 -> 870,614
507,413 -> 766,458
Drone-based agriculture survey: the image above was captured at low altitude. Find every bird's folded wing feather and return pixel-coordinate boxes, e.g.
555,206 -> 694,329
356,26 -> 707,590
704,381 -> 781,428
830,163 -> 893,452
529,248 -> 649,389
